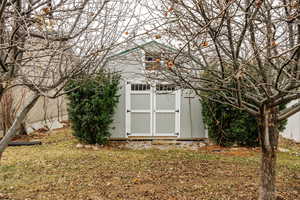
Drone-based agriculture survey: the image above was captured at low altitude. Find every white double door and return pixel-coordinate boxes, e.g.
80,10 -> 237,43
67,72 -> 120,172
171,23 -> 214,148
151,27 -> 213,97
125,82 -> 180,137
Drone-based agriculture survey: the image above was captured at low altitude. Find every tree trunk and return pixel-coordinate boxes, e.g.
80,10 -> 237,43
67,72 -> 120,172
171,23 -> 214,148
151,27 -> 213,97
19,123 -> 28,135
259,144 -> 277,200
258,106 -> 279,200
0,84 -> 4,103
0,93 -> 39,163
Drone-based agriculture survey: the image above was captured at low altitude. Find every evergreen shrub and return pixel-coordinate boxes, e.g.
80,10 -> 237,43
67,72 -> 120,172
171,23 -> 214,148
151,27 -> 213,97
66,72 -> 120,144
201,100 -> 287,147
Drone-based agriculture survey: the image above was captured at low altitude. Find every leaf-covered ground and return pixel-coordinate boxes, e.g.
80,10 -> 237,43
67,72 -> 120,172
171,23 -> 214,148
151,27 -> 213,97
0,129 -> 300,200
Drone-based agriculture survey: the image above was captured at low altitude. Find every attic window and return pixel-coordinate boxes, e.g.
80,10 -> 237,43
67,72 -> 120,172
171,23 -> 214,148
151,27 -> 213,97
144,52 -> 162,70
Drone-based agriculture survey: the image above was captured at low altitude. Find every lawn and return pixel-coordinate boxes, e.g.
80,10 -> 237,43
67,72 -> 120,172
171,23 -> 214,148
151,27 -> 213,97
0,129 -> 300,200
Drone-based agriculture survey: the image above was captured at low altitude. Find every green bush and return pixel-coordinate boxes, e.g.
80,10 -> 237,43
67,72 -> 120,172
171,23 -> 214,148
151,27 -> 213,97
65,72 -> 120,144
201,100 -> 287,147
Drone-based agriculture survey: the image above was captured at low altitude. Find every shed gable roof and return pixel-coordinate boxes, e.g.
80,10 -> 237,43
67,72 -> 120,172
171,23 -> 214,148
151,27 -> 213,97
108,40 -> 176,59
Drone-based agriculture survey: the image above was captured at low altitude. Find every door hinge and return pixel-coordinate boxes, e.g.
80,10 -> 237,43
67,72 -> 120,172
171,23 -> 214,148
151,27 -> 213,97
127,132 -> 131,136
127,109 -> 131,113
175,109 -> 180,113
175,132 -> 179,136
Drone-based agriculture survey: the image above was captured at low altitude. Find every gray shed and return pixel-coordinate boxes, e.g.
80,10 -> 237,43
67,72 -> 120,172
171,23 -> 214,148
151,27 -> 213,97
106,41 -> 206,139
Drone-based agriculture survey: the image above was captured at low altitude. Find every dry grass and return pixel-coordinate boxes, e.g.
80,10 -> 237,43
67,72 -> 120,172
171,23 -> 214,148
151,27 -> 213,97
0,129 -> 299,200
279,136 -> 300,153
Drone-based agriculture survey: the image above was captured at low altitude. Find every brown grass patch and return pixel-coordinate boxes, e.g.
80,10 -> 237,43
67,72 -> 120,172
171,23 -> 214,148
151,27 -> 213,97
0,129 -> 299,200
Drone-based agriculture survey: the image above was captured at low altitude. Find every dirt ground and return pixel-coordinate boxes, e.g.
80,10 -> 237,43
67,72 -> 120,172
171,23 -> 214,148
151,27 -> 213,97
0,129 -> 300,200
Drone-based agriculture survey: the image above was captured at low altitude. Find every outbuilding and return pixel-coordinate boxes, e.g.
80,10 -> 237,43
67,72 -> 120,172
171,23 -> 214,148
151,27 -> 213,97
106,41 -> 207,140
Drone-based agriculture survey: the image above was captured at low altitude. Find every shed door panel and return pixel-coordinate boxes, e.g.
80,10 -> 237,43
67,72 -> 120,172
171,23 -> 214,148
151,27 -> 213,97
156,94 -> 175,110
155,113 -> 175,134
130,113 -> 151,134
131,93 -> 150,110
154,84 -> 180,136
126,83 -> 152,136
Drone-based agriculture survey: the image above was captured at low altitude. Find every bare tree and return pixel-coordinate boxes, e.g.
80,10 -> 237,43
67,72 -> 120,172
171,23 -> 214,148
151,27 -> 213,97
0,87 -> 26,135
143,0 -> 300,199
0,0 -> 140,161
